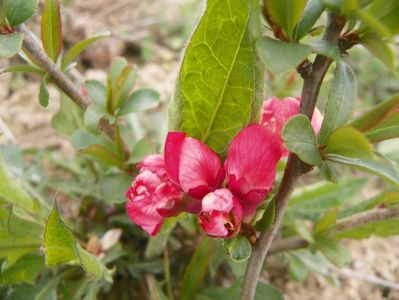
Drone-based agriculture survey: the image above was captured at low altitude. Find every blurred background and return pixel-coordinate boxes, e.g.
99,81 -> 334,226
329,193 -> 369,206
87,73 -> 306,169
0,0 -> 399,299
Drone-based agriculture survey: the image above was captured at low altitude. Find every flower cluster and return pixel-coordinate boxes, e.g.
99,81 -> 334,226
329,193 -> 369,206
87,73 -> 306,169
126,97 -> 322,238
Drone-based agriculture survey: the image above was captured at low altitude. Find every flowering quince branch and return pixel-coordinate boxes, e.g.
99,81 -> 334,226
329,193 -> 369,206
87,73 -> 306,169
240,13 -> 347,300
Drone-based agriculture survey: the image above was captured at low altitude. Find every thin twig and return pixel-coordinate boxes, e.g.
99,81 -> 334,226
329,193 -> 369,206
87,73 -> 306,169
240,14 -> 346,300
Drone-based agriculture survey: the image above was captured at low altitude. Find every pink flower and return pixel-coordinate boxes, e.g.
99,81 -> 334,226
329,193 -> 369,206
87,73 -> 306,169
198,189 -> 243,238
261,96 -> 323,156
126,156 -> 183,236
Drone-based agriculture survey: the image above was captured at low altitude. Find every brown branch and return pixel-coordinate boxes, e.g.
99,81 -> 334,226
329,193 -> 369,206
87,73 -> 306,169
16,24 -> 90,110
240,14 -> 346,300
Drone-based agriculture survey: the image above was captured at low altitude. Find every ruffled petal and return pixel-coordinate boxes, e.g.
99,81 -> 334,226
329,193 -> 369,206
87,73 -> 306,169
202,189 -> 234,213
225,124 -> 281,215
138,154 -> 168,179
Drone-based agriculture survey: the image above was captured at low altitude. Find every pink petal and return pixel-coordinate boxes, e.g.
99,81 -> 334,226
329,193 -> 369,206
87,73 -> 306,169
164,132 -> 225,199
225,124 -> 281,215
202,189 -> 234,213
138,154 -> 168,179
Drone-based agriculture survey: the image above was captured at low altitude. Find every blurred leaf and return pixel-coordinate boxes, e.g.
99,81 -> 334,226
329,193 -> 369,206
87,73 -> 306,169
349,94 -> 399,132
336,218 -> 399,239
360,34 -> 396,72
84,104 -> 107,133
146,275 -> 168,300
38,76 -> 50,107
181,238 -> 215,300
294,221 -> 315,244
4,0 -> 39,26
61,32 -> 110,70
324,127 -> 374,159
257,37 -> 312,73
145,218 -> 178,259
309,40 -> 341,60
319,161 -> 339,183
289,249 -> 331,277
52,96 -> 84,137
71,129 -> 114,152
254,199 -> 275,231
325,153 -> 399,187
128,138 -> 157,164
283,114 -> 321,165
85,80 -> 106,107
356,9 -> 392,38
314,208 -> 339,234
79,145 -> 124,168
98,173 -> 132,203
285,178 -> 368,222
109,57 -> 127,90
294,0 -> 325,40
316,237 -> 351,267
265,0 -> 307,40
0,33 -> 23,58
110,66 -> 136,112
171,0 -> 261,153
0,254 -> 44,285
287,253 -> 309,282
118,88 -> 160,115
41,0 -> 62,62
0,65 -> 45,75
364,112 -> 399,142
223,235 -> 251,262
319,62 -> 357,145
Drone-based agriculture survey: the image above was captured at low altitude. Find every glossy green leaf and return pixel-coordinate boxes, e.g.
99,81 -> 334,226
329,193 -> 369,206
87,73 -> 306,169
325,153 -> 399,187
38,76 -> 50,107
0,33 -> 23,58
324,127 -> 374,159
361,34 -> 396,71
4,0 -> 39,26
0,64 -> 45,75
316,237 -> 351,267
336,218 -> 399,239
79,144 -> 123,168
98,173 -> 132,203
309,40 -> 341,60
294,0 -> 325,40
254,199 -> 276,231
349,94 -> 399,132
319,62 -> 357,145
118,88 -> 160,115
364,112 -> 399,142
170,0 -> 261,153
0,254 -> 44,285
257,37 -> 312,73
41,0 -> 62,62
223,235 -> 251,262
61,32 -> 110,70
85,80 -> 106,107
180,238 -> 215,300
265,0 -> 307,40
283,114 -> 322,165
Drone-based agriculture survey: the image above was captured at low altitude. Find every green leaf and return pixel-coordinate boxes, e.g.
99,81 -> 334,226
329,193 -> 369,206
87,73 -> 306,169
0,33 -> 23,58
129,138 -> 157,164
324,127 -> 374,159
180,238 -> 215,300
145,218 -> 178,258
257,37 -> 312,73
294,220 -> 315,244
110,66 -> 137,112
254,199 -> 276,231
79,144 -> 124,168
4,0 -> 39,26
289,249 -> 331,276
319,62 -> 357,145
43,205 -> 111,281
356,9 -> 392,38
314,208 -> 339,234
0,254 -> 44,285
85,80 -> 106,107
309,40 -> 341,60
0,65 -> 45,75
349,94 -> 399,132
287,253 -> 309,282
364,112 -> 399,142
316,237 -> 351,268
283,114 -> 322,165
223,235 -> 251,262
360,34 -> 396,72
70,129 -> 114,152
336,218 -> 399,239
52,96 -> 84,137
98,173 -> 132,203
171,0 -> 261,153
325,153 -> 399,187
109,57 -> 127,89
41,0 -> 62,62
117,88 -> 160,115
265,0 -> 307,40
294,0 -> 325,40
61,32 -> 110,70
84,104 -> 107,133
38,76 -> 50,107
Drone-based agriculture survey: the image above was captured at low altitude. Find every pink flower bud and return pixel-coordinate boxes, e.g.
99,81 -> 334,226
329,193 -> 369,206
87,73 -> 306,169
198,189 -> 243,238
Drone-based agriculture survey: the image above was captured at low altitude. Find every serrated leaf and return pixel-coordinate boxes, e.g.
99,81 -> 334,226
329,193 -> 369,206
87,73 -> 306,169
79,144 -> 124,168
361,34 -> 396,71
171,0 -> 260,153
117,88 -> 160,115
319,62 -> 357,145
283,114 -> 321,165
39,76 -> 50,107
85,80 -> 106,107
257,37 -> 312,73
315,237 -> 351,267
0,33 -> 23,58
254,199 -> 276,231
181,238 -> 215,300
265,0 -> 307,40
98,173 -> 132,203
223,235 -> 251,263
41,0 -> 62,62
4,0 -> 39,27
61,32 -> 110,70
324,127 -> 374,159
294,0 -> 325,40
325,153 -> 399,187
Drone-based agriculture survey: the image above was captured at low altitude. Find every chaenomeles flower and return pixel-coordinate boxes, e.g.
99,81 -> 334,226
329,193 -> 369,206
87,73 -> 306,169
261,96 -> 323,156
